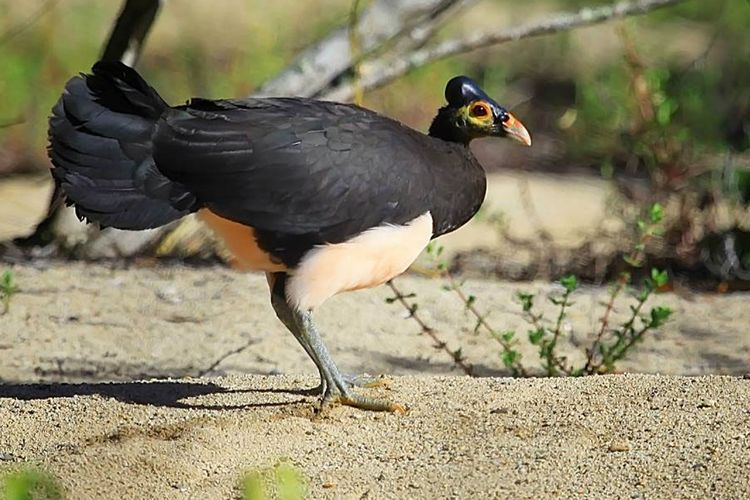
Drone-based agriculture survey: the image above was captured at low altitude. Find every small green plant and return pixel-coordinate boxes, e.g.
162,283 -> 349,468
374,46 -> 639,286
241,460 -> 306,500
388,203 -> 673,376
1,467 -> 63,500
580,203 -> 672,373
507,202 -> 673,375
514,266 -> 671,376
514,275 -> 579,376
0,270 -> 20,315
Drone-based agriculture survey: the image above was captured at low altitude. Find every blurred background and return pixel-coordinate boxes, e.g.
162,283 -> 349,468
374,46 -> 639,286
0,0 -> 749,287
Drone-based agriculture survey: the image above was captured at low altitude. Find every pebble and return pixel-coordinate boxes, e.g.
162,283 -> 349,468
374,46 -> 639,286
156,286 -> 181,304
697,399 -> 716,408
608,439 -> 630,452
490,407 -> 511,414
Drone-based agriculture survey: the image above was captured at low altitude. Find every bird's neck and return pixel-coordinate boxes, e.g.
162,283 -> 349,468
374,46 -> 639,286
428,106 -> 471,145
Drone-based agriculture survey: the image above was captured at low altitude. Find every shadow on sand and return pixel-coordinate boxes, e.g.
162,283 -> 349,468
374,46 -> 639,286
0,379 -> 319,410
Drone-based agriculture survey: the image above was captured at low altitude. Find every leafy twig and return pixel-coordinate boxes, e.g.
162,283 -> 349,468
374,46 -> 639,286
386,280 -> 474,376
583,272 -> 628,372
516,281 -> 575,377
584,203 -> 665,370
599,268 -> 671,370
450,275 -> 527,376
422,243 -> 526,375
545,276 -> 577,375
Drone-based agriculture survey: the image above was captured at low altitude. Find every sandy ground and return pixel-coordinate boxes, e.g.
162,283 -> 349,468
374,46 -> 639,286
1,374 -> 749,499
0,262 -> 748,498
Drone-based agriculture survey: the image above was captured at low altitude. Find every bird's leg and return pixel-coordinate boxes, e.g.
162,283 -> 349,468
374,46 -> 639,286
269,273 -> 326,394
292,309 -> 404,413
268,274 -> 403,413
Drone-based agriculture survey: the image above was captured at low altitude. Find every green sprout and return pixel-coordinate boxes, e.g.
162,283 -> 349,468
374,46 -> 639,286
242,460 -> 306,500
1,270 -> 20,315
1,467 -> 63,500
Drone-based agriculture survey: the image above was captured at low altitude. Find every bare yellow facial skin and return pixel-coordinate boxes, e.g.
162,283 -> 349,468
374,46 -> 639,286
460,100 -> 494,136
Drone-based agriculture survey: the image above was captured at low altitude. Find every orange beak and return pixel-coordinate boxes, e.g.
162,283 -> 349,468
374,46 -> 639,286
502,113 -> 532,146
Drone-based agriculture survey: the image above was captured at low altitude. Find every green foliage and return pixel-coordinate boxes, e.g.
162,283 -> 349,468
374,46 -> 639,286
510,203 -> 673,375
625,203 -> 665,268
1,270 -> 19,315
500,349 -> 520,369
242,461 -> 307,500
1,467 -> 63,500
561,1 -> 750,189
593,274 -> 674,373
507,263 -> 672,376
649,203 -> 664,225
517,292 -> 534,313
397,203 -> 675,377
559,275 -> 578,293
651,267 -> 669,288
528,327 -> 545,346
510,273 -> 580,376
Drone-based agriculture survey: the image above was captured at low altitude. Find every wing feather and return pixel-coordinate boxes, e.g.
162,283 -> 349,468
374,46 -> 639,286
152,98 -> 439,242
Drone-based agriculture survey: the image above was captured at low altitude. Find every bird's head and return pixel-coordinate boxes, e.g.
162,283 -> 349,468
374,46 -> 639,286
429,76 -> 531,147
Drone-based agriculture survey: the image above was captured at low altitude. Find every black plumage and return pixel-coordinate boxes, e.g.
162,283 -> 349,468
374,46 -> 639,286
50,62 -> 488,266
49,62 -> 196,230
154,97 -> 485,265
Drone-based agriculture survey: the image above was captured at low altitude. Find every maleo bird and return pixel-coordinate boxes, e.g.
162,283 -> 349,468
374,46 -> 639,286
48,62 -> 531,412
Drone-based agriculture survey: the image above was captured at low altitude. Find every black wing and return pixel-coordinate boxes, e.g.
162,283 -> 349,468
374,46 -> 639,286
153,98 -> 441,248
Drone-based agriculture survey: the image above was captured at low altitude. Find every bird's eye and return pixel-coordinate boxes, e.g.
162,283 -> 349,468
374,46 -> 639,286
470,102 -> 490,118
500,112 -> 510,123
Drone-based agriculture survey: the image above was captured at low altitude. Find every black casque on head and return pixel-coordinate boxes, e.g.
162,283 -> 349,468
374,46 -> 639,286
445,76 -> 508,123
445,76 -> 491,107
430,75 -> 531,146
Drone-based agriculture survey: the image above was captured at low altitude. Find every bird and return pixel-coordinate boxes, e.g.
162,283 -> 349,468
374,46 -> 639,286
48,61 -> 531,412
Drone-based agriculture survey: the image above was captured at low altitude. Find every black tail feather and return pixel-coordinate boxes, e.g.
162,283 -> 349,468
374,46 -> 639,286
49,61 -> 197,230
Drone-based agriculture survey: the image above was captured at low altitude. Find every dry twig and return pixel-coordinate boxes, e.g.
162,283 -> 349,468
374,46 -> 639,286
0,0 -> 59,47
386,280 -> 474,376
325,0 -> 689,100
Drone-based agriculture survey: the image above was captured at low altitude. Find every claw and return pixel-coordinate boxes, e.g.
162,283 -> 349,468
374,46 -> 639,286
390,403 -> 408,415
323,391 -> 406,413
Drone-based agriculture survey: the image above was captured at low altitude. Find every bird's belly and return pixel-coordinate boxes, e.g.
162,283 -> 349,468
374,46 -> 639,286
286,212 -> 433,311
198,209 -> 287,272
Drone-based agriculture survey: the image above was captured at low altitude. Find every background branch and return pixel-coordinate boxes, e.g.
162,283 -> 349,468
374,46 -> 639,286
0,0 -> 59,47
323,0 -> 690,101
257,0 -> 470,97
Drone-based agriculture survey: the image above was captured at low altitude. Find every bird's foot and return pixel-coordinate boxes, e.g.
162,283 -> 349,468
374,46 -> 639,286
321,386 -> 406,414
